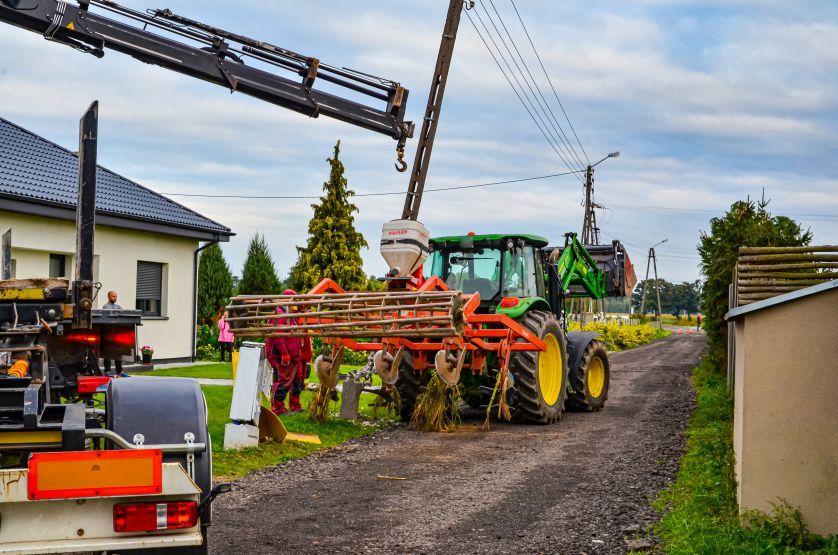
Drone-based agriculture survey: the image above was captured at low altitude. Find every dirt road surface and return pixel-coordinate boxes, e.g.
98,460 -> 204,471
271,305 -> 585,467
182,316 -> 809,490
210,335 -> 705,554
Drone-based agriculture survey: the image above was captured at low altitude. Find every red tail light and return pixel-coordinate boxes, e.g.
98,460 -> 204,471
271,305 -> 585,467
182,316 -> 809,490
500,297 -> 520,308
113,501 -> 198,533
77,375 -> 111,395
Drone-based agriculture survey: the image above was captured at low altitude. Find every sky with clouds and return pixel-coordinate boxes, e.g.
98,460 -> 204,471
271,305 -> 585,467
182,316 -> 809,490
2,0 -> 837,283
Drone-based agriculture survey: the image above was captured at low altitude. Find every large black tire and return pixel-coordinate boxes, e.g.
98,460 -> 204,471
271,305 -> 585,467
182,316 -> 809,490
395,351 -> 420,422
107,377 -> 211,555
508,311 -> 568,424
566,339 -> 610,412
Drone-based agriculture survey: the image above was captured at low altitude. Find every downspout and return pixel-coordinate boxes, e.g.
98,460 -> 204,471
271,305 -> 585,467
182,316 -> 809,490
192,238 -> 220,362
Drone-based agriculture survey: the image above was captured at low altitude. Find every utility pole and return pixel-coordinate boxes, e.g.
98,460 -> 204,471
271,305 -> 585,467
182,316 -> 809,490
581,165 -> 601,246
639,239 -> 667,330
580,151 -> 619,246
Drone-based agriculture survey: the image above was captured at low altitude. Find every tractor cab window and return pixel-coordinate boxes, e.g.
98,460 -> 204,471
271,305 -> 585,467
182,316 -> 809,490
503,245 -> 540,298
427,248 -> 502,300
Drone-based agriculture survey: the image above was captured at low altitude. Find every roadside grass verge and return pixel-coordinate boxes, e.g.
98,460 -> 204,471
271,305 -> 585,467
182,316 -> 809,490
568,322 -> 670,351
651,359 -> 838,554
202,384 -> 394,480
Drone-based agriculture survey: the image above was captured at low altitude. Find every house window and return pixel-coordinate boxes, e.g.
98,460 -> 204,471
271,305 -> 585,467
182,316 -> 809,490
8,259 -> 14,279
136,261 -> 163,317
48,253 -> 66,278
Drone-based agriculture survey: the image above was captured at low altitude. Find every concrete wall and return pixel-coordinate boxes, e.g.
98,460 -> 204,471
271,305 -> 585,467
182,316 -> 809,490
733,287 -> 838,536
0,209 -> 198,361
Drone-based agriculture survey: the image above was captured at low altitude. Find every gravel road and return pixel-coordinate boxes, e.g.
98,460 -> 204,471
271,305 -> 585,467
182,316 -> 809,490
210,334 -> 705,554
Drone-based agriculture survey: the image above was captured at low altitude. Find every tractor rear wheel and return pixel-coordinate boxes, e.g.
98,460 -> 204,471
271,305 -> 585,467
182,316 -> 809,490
395,351 -> 421,422
566,339 -> 610,412
508,310 -> 568,424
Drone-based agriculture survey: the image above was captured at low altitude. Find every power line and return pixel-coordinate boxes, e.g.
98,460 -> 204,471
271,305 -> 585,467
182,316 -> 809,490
465,8 -> 584,182
162,169 -> 585,199
509,0 -> 589,165
483,0 -> 586,171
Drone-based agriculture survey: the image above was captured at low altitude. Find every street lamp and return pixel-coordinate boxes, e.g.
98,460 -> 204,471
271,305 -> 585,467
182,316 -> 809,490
590,151 -> 620,168
652,238 -> 668,249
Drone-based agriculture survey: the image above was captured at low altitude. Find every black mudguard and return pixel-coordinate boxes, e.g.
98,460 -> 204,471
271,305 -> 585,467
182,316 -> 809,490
566,331 -> 600,376
106,377 -> 212,525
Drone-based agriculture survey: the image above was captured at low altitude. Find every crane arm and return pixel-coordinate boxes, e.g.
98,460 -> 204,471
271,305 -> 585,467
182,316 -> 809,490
0,0 -> 414,154
401,0 -> 471,220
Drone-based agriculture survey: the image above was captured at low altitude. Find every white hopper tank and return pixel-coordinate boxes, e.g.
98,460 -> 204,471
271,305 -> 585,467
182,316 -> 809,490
380,219 -> 430,277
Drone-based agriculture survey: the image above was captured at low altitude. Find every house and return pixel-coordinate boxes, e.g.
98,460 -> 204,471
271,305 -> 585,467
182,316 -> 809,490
0,117 -> 233,362
727,271 -> 838,536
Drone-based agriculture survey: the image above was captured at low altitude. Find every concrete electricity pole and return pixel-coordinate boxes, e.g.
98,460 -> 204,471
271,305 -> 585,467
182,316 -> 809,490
639,239 -> 667,330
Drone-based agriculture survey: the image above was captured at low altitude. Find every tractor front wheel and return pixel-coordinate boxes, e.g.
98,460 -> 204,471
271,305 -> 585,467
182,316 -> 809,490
508,311 -> 568,424
566,339 -> 610,412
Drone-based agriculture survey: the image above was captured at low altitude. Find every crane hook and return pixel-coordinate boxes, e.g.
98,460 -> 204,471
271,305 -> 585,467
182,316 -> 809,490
395,145 -> 408,173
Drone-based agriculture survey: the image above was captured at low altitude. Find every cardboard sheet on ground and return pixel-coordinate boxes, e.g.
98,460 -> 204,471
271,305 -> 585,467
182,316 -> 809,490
258,393 -> 321,445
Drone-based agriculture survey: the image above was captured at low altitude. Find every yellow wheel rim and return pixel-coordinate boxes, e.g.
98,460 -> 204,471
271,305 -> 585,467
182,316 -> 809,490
588,356 -> 605,399
538,333 -> 563,406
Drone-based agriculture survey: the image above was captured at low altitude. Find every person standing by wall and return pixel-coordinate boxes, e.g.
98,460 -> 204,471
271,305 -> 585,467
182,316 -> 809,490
696,313 -> 703,333
217,310 -> 234,362
102,290 -> 126,376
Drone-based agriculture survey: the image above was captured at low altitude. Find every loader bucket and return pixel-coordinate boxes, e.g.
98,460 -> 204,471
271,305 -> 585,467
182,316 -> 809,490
583,241 -> 637,297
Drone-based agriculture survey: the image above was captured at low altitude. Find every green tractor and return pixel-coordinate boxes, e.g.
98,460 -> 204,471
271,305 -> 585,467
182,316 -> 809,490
392,231 -> 636,423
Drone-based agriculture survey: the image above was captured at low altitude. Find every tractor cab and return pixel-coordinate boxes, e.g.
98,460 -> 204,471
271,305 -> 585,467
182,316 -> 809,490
425,233 -> 549,313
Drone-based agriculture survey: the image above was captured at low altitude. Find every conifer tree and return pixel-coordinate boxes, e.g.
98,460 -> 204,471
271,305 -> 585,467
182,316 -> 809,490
239,233 -> 281,295
289,141 -> 369,291
197,243 -> 234,323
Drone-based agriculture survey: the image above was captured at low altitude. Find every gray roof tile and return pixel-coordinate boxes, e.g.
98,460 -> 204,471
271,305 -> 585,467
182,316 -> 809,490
0,117 -> 232,236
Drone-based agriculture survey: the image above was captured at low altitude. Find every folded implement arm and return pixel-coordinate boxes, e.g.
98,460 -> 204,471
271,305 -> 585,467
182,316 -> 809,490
549,233 -> 608,299
0,0 -> 413,152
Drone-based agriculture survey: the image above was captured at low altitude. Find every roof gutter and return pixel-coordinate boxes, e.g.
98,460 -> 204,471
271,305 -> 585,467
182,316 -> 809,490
192,238 -> 220,362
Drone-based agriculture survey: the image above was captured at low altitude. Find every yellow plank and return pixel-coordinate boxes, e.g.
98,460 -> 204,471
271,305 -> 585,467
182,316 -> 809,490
284,432 -> 321,445
0,431 -> 62,445
0,289 -> 47,300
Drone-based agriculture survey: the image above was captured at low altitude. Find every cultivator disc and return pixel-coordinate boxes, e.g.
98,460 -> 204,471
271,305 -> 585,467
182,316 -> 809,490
226,290 -> 467,339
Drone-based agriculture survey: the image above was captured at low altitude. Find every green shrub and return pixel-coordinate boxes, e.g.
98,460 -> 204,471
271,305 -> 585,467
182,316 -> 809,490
195,344 -> 219,361
568,322 -> 666,351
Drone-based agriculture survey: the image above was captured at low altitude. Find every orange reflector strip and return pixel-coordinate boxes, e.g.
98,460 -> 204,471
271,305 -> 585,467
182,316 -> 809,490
28,449 -> 162,500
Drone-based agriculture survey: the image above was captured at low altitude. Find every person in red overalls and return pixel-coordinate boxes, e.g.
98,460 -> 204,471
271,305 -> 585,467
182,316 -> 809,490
265,289 -> 312,415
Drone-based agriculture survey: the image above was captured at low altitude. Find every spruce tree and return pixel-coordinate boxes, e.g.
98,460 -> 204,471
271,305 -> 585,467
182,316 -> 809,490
239,233 -> 281,295
289,141 -> 369,291
197,243 -> 234,323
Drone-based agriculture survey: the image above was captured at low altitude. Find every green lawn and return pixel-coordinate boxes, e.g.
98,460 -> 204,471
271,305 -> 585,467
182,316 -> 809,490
651,359 -> 838,554
204,385 -> 394,479
146,362 -> 233,379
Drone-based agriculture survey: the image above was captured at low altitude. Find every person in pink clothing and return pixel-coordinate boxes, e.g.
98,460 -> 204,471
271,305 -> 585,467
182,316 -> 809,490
217,310 -> 234,362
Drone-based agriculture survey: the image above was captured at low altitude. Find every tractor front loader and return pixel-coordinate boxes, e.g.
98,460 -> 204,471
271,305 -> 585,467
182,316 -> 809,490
227,231 -> 636,427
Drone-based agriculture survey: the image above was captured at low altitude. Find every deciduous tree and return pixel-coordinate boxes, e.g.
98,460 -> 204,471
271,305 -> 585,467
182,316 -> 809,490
698,198 -> 811,368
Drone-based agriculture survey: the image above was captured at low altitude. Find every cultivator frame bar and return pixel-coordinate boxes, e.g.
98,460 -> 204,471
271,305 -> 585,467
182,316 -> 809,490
227,277 -> 547,376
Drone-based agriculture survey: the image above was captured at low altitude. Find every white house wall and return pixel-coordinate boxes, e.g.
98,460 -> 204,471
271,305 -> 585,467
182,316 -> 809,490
0,209 -> 198,360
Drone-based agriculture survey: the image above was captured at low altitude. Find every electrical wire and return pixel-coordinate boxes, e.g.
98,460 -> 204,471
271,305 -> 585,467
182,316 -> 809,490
486,0 -> 586,171
465,9 -> 584,182
162,169 -> 585,199
509,0 -> 590,165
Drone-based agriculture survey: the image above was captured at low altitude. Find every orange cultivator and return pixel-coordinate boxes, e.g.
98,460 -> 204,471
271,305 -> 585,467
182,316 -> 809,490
227,277 -> 547,389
